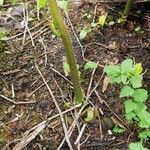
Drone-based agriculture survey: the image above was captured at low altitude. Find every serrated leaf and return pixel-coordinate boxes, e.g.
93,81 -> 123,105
137,108 -> 150,128
121,74 -> 128,84
98,14 -> 107,27
120,85 -> 134,98
57,0 -> 68,12
129,142 -> 148,150
37,0 -> 46,9
84,61 -> 97,70
126,112 -> 136,121
121,59 -> 133,73
138,130 -> 150,141
104,65 -> 121,76
79,27 -> 91,40
133,63 -> 143,75
130,75 -> 143,88
104,65 -> 122,83
111,75 -> 122,83
124,99 -> 137,114
133,89 -> 148,102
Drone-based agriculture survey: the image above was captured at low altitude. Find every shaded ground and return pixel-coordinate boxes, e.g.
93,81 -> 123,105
0,1 -> 150,150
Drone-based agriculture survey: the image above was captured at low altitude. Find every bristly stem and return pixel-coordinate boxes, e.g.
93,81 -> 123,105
47,0 -> 84,103
123,0 -> 134,18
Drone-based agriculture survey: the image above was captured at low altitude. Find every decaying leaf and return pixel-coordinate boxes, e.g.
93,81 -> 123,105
102,76 -> 110,93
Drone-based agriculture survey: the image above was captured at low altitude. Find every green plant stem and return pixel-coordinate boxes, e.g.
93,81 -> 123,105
123,0 -> 134,17
47,0 -> 84,103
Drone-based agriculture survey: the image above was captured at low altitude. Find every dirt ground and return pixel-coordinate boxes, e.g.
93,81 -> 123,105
0,1 -> 150,150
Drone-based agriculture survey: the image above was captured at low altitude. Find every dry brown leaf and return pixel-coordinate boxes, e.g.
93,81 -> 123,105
102,76 -> 109,93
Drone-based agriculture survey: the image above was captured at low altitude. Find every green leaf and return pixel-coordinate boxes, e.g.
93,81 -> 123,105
63,63 -> 80,76
138,130 -> 150,141
133,63 -> 143,75
129,142 -> 148,150
104,65 -> 121,76
126,112 -> 136,121
121,59 -> 133,73
137,108 -> 150,128
84,107 -> 97,122
98,15 -> 107,27
121,74 -> 128,84
124,99 -> 137,114
0,28 -> 7,40
133,89 -> 148,102
113,125 -> 125,134
130,75 -> 143,88
37,0 -> 46,9
111,75 -> 122,84
57,0 -> 68,12
120,85 -> 134,98
0,0 -> 3,5
79,27 -> 91,40
84,61 -> 97,70
50,20 -> 61,37
63,63 -> 70,76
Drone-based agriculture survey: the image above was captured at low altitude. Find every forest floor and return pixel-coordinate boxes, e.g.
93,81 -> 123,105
0,1 -> 150,150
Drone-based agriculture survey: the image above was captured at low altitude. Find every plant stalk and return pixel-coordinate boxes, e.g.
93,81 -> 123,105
123,0 -> 134,17
47,0 -> 84,103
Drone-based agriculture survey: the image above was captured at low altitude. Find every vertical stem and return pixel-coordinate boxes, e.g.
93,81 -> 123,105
47,0 -> 84,103
123,0 -> 134,17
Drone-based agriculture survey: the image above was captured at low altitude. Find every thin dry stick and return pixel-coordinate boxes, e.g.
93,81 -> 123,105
6,20 -> 47,40
39,37 -> 48,67
50,67 -> 72,85
53,79 -> 66,103
88,70 -> 105,99
23,3 -> 35,47
57,103 -> 87,150
74,123 -> 87,145
86,61 -> 99,98
0,94 -> 36,105
24,27 -> 49,47
65,13 -> 83,50
35,63 -> 73,150
11,83 -> 15,98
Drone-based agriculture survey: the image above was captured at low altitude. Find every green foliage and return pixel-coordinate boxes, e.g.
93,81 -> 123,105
37,0 -> 46,9
139,130 -> 150,141
0,0 -> 3,5
84,61 -> 97,70
0,28 -> 7,41
79,26 -> 91,40
98,15 -> 107,27
57,0 -> 68,13
128,142 -> 148,150
82,106 -> 97,122
113,125 -> 125,133
63,63 -> 80,77
104,58 -> 150,147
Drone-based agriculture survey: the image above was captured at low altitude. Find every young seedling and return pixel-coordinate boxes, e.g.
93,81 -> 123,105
104,58 -> 150,148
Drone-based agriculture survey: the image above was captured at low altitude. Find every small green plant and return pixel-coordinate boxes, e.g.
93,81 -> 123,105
113,125 -> 125,134
104,58 -> 150,148
128,141 -> 148,150
0,28 -> 7,41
